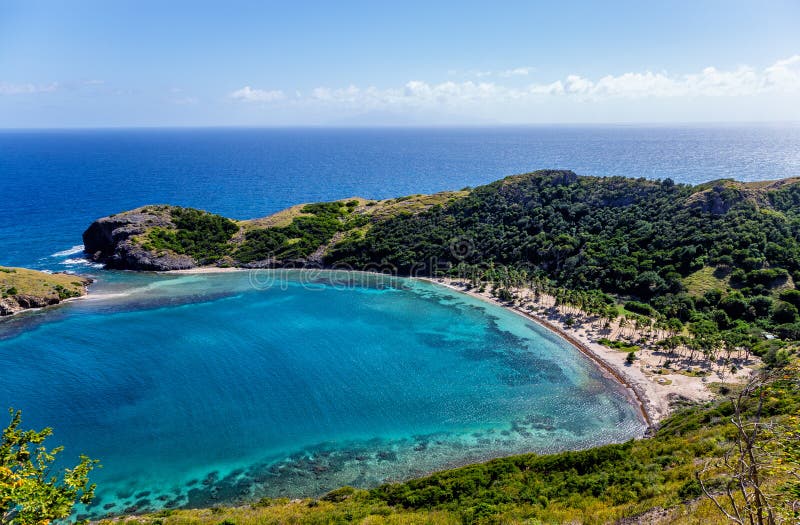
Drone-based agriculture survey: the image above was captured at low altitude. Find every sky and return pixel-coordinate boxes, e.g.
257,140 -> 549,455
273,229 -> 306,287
1,0 -> 800,127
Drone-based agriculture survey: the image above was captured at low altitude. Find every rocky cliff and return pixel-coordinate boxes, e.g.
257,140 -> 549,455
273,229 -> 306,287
83,206 -> 198,270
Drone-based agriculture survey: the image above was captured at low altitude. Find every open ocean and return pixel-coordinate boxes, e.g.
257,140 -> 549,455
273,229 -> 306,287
1,125 -> 799,516
1,125 -> 799,270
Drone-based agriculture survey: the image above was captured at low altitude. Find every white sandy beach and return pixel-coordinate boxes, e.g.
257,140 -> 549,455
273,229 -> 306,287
164,267 -> 250,274
423,277 -> 757,427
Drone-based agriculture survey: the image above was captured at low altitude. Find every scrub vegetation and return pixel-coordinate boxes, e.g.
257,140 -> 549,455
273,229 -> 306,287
0,266 -> 86,300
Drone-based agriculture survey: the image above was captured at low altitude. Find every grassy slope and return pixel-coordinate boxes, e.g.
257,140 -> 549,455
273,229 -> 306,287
128,191 -> 470,262
240,192 -> 469,228
0,266 -> 87,299
682,266 -> 732,297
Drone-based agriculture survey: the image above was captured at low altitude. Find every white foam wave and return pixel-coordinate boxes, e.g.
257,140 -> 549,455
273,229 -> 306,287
50,245 -> 85,257
60,258 -> 104,268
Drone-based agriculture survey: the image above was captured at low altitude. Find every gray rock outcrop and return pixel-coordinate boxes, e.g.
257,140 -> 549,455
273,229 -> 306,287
83,208 -> 197,271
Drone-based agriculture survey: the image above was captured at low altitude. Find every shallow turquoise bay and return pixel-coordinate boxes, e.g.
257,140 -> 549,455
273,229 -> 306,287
0,271 -> 644,517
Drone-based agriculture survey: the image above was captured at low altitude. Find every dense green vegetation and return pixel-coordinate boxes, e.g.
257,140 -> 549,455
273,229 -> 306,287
329,172 -> 796,291
236,201 -> 363,262
142,208 -> 239,264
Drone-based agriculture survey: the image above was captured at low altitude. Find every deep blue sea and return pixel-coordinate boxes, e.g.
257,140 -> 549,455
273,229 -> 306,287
1,125 -> 799,516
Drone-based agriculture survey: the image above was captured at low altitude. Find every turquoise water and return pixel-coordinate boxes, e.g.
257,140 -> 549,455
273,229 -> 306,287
0,270 -> 644,517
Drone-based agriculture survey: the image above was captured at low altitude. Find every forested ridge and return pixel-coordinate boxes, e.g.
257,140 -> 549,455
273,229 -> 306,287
329,170 -> 800,296
325,170 -> 800,349
90,169 -> 800,351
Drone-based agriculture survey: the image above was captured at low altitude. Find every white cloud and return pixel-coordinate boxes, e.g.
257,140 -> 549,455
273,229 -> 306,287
763,54 -> 800,92
395,80 -> 505,106
564,74 -> 594,95
560,64 -> 776,99
230,54 -> 800,114
528,80 -> 564,95
0,81 -> 59,95
229,86 -> 285,102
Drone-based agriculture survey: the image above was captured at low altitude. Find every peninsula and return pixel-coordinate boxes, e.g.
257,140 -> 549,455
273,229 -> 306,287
0,266 -> 90,316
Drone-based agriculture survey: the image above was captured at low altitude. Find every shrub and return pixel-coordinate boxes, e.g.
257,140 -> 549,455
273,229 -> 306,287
774,323 -> 800,340
778,289 -> 800,308
624,301 -> 656,317
598,338 -> 639,351
322,486 -> 357,502
772,300 -> 799,324
237,201 -> 352,262
495,288 -> 514,302
53,284 -> 80,300
144,207 -> 238,264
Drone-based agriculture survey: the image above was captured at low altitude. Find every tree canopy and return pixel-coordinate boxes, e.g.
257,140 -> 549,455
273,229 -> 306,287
1,409 -> 98,525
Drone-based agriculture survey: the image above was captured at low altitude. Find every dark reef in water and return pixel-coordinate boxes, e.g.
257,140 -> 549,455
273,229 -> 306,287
81,412 -> 615,519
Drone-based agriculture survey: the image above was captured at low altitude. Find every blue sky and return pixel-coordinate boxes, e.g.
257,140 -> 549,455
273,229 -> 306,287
1,0 -> 799,127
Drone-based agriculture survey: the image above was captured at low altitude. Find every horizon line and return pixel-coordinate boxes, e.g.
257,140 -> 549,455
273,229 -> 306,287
1,120 -> 799,132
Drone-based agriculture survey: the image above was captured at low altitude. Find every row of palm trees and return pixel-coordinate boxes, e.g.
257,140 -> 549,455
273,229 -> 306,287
447,263 -> 753,378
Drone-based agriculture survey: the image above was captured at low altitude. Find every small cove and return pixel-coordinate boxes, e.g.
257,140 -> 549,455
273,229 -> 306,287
0,270 -> 645,517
